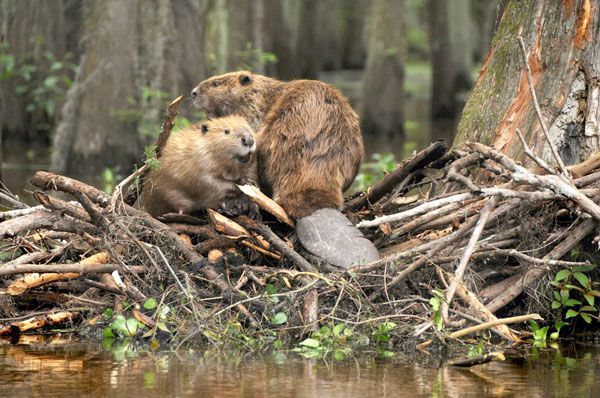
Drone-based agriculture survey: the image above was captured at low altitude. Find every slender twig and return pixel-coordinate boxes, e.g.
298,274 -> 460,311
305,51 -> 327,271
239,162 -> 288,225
442,197 -> 498,322
517,36 -> 570,180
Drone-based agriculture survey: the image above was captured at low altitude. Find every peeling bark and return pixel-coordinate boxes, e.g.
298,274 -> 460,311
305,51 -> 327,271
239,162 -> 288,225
455,0 -> 600,166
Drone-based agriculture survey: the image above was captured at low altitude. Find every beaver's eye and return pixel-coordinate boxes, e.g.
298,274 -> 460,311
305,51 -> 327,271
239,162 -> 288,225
224,129 -> 230,135
201,124 -> 209,133
211,81 -> 219,88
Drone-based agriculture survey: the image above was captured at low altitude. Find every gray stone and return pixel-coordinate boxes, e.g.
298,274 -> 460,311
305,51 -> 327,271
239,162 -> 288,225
296,208 -> 380,269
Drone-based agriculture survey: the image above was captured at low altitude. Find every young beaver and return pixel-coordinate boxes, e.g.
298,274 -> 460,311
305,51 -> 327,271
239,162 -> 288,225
191,71 -> 363,220
141,115 -> 257,217
191,72 -> 379,268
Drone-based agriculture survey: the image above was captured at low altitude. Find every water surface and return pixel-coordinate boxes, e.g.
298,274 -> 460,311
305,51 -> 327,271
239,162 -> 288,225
1,336 -> 599,397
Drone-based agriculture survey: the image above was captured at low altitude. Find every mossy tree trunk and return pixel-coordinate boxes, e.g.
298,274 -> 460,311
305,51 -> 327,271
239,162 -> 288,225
360,0 -> 405,137
454,0 -> 600,167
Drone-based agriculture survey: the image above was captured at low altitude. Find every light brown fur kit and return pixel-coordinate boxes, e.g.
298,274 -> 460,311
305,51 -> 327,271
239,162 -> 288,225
142,115 -> 257,217
192,71 -> 364,219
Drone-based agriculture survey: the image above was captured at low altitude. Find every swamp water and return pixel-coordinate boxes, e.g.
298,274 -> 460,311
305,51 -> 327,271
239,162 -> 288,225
1,336 -> 600,397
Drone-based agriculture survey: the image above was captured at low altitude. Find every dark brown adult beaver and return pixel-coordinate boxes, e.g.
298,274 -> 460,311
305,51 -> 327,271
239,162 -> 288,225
141,115 -> 258,217
191,71 -> 379,268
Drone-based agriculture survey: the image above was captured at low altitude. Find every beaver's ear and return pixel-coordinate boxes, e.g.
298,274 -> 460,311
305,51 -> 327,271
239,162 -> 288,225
239,74 -> 252,86
201,124 -> 209,133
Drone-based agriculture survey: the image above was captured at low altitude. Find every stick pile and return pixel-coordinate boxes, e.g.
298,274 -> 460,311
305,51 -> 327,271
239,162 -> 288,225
2,100 -> 600,348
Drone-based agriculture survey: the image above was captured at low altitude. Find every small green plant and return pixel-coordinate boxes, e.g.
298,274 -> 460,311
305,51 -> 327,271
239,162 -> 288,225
144,145 -> 160,170
373,321 -> 397,358
103,314 -> 147,339
529,320 -> 550,346
101,167 -> 116,193
293,323 -> 352,360
429,289 -> 446,331
467,340 -> 485,357
550,264 -> 599,324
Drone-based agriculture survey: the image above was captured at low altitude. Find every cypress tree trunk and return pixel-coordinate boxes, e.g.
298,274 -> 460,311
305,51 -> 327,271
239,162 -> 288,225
360,0 -> 405,137
454,0 -> 600,166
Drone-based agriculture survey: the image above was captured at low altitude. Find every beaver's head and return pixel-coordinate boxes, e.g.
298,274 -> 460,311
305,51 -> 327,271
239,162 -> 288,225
199,115 -> 256,165
191,71 -> 280,129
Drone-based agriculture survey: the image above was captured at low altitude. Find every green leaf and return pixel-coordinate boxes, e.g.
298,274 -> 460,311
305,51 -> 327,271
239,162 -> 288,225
580,313 -> 592,323
271,312 -> 287,325
333,323 -> 346,337
333,349 -> 347,361
565,299 -> 582,307
566,309 -> 579,319
299,338 -> 320,348
573,272 -> 590,289
125,318 -> 140,336
429,296 -> 440,311
103,327 -> 115,338
549,331 -> 560,340
584,294 -> 595,306
555,320 -> 568,331
102,308 -> 114,319
553,291 -> 561,301
143,298 -> 157,310
551,300 -> 562,310
42,75 -> 58,88
588,290 -> 600,297
555,269 -> 571,282
156,321 -> 170,333
379,350 -> 396,358
573,264 -> 597,272
529,320 -> 539,331
580,306 -> 596,312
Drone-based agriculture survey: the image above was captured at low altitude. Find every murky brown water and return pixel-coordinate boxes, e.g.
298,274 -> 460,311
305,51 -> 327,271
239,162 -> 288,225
1,335 -> 599,397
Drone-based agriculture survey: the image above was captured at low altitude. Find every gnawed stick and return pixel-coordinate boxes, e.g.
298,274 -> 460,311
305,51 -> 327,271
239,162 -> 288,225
237,216 -> 317,273
485,217 -> 597,313
448,272 -> 521,342
0,209 -> 99,239
346,140 -> 448,211
119,95 -> 184,207
0,311 -> 77,335
237,184 -> 294,227
448,313 -> 542,339
441,197 -> 498,323
448,352 -> 506,367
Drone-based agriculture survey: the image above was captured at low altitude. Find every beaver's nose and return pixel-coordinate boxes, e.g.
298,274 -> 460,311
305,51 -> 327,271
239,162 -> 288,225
242,135 -> 255,147
191,87 -> 199,97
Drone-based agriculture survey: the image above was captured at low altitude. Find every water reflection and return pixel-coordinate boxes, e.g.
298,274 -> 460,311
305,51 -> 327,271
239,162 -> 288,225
1,335 -> 599,398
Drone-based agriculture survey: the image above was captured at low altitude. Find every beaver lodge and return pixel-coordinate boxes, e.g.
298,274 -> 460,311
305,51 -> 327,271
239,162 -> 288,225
2,96 -> 600,359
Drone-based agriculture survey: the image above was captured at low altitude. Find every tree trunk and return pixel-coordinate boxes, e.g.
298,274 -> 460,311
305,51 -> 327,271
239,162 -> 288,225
51,0 -> 211,178
360,0 -> 405,137
454,0 -> 600,167
429,0 -> 455,118
263,0 -> 296,79
0,0 -> 80,142
341,0 -> 368,69
296,0 -> 319,78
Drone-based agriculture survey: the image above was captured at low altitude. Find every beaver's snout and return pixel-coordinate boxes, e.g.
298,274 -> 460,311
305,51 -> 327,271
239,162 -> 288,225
241,135 -> 254,147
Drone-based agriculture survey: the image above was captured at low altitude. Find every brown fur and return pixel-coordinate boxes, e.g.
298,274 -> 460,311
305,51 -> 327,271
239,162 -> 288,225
192,71 -> 364,219
141,115 -> 257,217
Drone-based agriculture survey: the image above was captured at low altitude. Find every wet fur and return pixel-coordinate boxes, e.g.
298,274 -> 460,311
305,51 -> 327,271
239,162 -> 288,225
141,115 -> 257,217
192,72 -> 364,219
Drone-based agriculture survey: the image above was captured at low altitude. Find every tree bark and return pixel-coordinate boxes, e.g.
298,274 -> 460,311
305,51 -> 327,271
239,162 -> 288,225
454,0 -> 600,166
51,0 -> 211,178
0,0 -> 81,142
429,0 -> 455,118
360,0 -> 405,137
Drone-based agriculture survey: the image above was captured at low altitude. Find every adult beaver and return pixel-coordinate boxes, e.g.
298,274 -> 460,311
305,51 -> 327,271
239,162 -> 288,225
191,71 -> 379,268
141,115 -> 258,217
